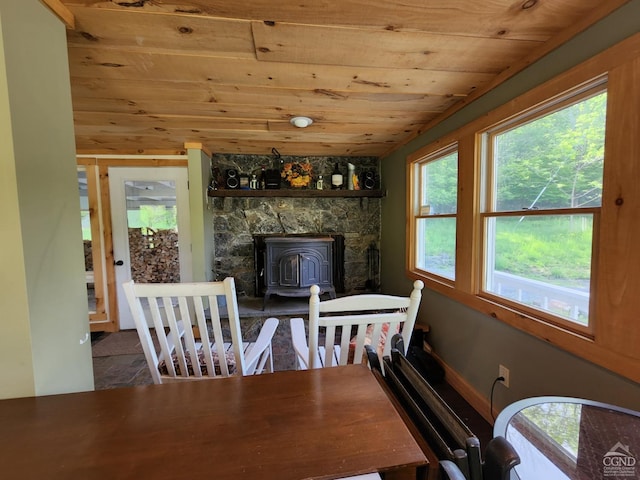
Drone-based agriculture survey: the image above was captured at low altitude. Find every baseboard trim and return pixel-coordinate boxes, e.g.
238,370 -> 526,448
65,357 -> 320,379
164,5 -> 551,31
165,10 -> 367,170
430,351 -> 497,426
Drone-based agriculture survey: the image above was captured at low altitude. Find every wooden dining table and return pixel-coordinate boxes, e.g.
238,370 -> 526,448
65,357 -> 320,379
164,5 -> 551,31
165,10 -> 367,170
0,364 -> 427,479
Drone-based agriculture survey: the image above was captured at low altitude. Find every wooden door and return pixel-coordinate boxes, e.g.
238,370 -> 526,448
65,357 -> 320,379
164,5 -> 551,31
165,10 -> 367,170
109,167 -> 192,330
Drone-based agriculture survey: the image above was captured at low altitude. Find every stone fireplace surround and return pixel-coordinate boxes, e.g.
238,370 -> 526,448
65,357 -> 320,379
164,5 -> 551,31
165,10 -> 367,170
210,154 -> 381,299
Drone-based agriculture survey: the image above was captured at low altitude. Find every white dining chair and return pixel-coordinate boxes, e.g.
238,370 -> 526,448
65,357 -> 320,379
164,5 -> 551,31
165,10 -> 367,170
122,277 -> 279,384
290,280 -> 424,369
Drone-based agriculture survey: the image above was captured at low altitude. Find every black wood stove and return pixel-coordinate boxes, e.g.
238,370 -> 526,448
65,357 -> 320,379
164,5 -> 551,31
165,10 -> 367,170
253,234 -> 344,309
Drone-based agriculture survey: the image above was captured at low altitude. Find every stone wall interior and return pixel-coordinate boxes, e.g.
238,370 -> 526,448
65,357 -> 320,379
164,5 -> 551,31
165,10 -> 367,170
210,154 -> 381,297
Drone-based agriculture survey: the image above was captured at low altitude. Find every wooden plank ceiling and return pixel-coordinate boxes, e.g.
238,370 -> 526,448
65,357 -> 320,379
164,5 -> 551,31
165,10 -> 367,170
60,0 -> 628,157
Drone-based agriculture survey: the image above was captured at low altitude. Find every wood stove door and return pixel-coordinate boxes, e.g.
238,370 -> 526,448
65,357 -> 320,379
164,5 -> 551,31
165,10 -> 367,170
278,254 -> 300,287
300,253 -> 322,287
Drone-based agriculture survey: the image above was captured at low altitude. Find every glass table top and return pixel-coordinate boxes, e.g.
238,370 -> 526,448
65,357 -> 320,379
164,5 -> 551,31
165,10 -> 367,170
494,397 -> 640,479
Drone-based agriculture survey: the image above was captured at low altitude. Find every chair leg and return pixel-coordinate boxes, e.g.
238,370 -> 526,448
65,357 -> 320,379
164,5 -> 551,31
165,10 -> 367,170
265,344 -> 274,373
290,317 -> 310,370
254,345 -> 272,374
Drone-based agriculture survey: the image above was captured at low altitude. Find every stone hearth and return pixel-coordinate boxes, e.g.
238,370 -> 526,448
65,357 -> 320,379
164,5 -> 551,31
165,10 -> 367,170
210,154 -> 381,297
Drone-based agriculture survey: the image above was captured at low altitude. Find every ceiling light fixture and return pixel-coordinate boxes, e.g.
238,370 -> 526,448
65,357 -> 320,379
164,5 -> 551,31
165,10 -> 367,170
290,116 -> 313,128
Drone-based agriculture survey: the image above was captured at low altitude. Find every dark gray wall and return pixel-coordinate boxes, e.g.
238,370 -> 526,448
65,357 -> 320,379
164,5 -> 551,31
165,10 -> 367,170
380,0 -> 640,412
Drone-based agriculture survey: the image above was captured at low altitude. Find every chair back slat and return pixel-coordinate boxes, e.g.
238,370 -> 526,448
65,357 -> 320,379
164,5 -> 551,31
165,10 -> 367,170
380,320 -> 402,358
222,277 -> 247,376
306,281 -> 424,369
189,295 -> 213,377
169,296 -> 194,376
193,294 -> 213,377
323,325 -> 337,367
131,295 -> 163,382
176,295 -> 203,378
122,278 -> 278,384
347,322 -> 368,365
208,293 -> 232,377
151,296 -> 183,378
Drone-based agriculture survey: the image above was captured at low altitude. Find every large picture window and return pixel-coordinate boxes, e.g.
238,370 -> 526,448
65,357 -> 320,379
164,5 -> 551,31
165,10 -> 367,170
406,36 -> 640,383
481,84 -> 606,330
412,146 -> 458,281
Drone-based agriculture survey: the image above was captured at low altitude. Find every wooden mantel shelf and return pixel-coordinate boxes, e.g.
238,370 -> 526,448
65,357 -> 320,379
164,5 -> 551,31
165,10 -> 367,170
208,189 -> 385,198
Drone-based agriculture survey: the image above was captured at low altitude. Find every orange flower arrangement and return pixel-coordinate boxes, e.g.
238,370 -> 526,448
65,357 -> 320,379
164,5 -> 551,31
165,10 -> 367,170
281,162 -> 313,188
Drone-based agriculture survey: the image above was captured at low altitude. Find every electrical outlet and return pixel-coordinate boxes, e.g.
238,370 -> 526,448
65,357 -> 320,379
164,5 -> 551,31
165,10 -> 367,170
499,364 -> 510,388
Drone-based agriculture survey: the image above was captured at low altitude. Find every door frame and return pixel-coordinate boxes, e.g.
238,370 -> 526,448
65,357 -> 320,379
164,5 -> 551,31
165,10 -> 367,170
78,165 -> 109,327
77,157 -> 189,332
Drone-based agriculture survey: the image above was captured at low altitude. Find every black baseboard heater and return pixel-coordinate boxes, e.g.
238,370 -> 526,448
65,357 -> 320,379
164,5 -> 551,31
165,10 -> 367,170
368,343 -> 520,480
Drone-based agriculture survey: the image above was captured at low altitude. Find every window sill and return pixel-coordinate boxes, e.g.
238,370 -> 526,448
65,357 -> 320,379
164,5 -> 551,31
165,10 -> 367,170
408,270 -> 640,384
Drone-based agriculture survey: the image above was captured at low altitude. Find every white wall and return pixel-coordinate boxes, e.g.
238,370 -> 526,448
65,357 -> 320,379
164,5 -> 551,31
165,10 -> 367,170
0,9 -> 34,398
188,148 -> 215,281
0,0 -> 93,398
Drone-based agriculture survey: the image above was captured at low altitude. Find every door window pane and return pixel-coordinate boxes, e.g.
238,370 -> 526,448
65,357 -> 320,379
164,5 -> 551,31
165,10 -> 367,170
125,180 -> 181,283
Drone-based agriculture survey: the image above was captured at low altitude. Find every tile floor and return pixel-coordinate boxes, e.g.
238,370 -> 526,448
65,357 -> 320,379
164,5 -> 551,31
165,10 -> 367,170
91,295 -> 309,390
